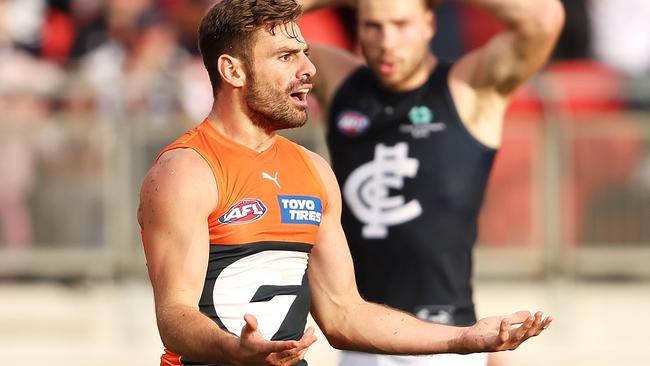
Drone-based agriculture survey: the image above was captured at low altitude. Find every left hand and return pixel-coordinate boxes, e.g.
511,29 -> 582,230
457,311 -> 553,353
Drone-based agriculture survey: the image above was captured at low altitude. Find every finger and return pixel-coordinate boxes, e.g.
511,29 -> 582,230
267,350 -> 300,366
264,339 -> 300,353
540,316 -> 554,331
300,327 -> 317,346
242,313 -> 258,334
274,329 -> 317,363
273,346 -> 307,365
240,314 -> 257,340
507,311 -> 533,325
512,315 -> 535,343
543,316 -> 554,327
285,342 -> 314,364
303,326 -> 315,338
521,312 -> 542,339
297,346 -> 310,360
278,332 -> 316,359
532,315 -> 553,336
498,318 -> 510,344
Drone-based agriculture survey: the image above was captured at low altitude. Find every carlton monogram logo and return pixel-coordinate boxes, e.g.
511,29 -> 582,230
343,143 -> 422,238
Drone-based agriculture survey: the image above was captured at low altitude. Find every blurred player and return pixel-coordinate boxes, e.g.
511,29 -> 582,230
300,0 -> 564,365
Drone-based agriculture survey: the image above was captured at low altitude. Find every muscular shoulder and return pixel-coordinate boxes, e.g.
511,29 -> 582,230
138,148 -> 217,227
300,148 -> 335,184
154,148 -> 213,178
299,147 -> 342,210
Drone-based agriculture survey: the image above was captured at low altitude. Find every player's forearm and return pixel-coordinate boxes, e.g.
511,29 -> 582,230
156,302 -> 239,363
323,300 -> 468,355
457,0 -> 564,37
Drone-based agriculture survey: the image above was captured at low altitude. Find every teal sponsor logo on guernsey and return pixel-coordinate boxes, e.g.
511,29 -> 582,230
278,195 -> 322,226
401,106 -> 444,138
408,106 -> 433,125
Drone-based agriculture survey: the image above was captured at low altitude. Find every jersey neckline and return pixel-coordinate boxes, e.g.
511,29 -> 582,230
201,118 -> 279,159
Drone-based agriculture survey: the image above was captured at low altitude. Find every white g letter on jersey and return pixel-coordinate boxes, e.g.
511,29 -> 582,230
212,250 -> 308,340
343,142 -> 422,239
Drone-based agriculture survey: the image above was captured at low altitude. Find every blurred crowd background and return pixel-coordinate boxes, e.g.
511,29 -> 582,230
2,1 -> 650,365
2,0 -> 650,279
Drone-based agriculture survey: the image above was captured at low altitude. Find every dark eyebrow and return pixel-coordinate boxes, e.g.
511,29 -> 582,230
362,17 -> 410,27
275,45 -> 310,56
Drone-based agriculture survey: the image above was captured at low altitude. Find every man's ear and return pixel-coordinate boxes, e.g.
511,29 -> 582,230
217,55 -> 246,88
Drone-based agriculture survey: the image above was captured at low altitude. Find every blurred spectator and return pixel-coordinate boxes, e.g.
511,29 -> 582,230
80,2 -> 189,127
0,49 -> 63,249
1,0 -> 107,65
31,72 -> 109,247
0,0 -> 46,52
178,57 -> 213,122
158,0 -> 210,55
589,0 -> 650,76
67,0 -> 107,59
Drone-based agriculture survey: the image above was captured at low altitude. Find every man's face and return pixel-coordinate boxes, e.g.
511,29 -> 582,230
357,0 -> 434,91
244,23 -> 316,131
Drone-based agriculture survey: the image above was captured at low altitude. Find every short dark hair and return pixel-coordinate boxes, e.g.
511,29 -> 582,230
198,0 -> 303,95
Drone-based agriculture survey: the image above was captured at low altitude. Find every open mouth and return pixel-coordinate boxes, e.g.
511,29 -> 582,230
379,62 -> 396,74
290,88 -> 310,105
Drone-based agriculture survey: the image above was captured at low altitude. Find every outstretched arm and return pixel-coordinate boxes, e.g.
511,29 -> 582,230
139,148 -> 315,365
449,0 -> 565,146
305,150 -> 552,354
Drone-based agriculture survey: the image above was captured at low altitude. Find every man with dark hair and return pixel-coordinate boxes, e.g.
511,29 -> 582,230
299,0 -> 565,365
138,1 -> 553,365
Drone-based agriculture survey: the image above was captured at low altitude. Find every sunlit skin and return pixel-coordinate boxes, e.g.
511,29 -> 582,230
357,0 -> 435,91
245,22 -> 317,131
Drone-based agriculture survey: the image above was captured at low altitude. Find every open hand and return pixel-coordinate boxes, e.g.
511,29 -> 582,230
236,313 -> 317,366
459,311 -> 553,353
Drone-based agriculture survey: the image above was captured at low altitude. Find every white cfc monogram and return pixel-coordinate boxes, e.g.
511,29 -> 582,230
343,142 -> 422,239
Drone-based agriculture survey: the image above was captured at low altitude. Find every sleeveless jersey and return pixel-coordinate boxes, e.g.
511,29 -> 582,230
147,120 -> 327,366
326,63 -> 496,326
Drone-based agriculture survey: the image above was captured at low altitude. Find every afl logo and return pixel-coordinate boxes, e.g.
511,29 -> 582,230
219,198 -> 267,224
337,111 -> 370,137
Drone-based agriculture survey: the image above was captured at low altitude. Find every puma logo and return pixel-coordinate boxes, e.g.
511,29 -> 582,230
261,171 -> 281,189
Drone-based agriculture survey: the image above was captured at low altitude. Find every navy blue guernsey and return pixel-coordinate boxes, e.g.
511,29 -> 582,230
326,62 -> 497,326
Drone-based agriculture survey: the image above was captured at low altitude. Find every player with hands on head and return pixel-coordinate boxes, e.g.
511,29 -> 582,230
299,0 -> 564,365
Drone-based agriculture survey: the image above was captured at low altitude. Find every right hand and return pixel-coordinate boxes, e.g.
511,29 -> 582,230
235,313 -> 317,366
